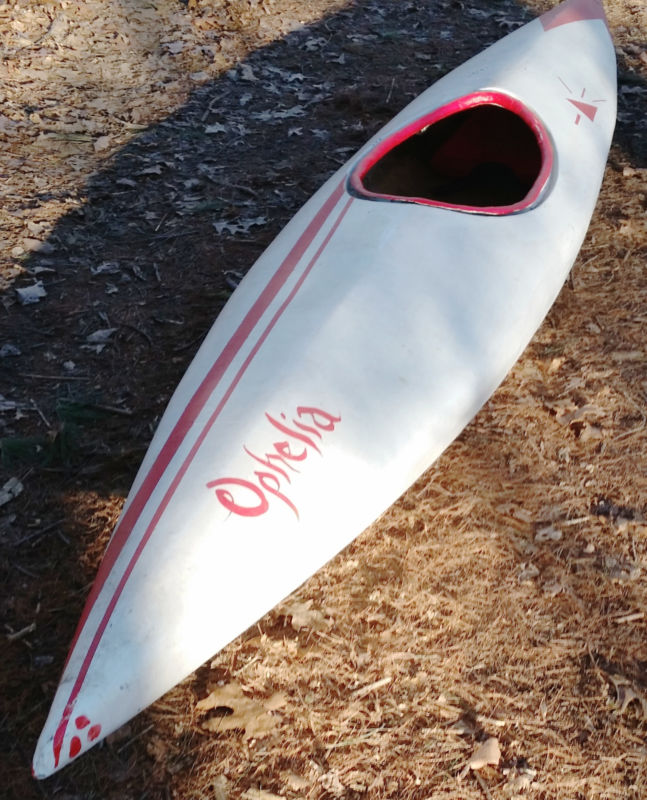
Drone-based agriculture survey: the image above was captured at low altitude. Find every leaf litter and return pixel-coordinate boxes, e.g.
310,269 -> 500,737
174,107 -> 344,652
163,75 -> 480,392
196,682 -> 287,740
1,0 -> 646,799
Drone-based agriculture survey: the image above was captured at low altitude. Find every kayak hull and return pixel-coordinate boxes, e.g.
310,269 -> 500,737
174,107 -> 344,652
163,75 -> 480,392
33,0 -> 616,778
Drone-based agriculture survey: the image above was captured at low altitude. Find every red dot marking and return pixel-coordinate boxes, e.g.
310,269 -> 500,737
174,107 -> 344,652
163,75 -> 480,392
88,724 -> 102,741
69,737 -> 82,758
75,715 -> 90,729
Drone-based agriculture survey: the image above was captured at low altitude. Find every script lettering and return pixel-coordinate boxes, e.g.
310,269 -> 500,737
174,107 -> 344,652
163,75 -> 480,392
206,477 -> 269,517
207,405 -> 341,519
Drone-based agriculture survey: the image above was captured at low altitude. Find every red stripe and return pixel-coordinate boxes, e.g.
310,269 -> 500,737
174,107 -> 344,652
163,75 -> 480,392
66,178 -> 346,657
52,185 -> 352,766
540,0 -> 608,31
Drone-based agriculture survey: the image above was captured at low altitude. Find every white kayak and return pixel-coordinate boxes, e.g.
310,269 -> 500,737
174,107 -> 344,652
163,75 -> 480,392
33,0 -> 616,778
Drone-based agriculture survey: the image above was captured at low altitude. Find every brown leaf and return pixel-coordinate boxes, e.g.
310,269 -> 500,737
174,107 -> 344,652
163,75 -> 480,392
146,735 -> 169,763
610,675 -> 647,718
468,737 -> 501,770
283,599 -> 328,631
241,790 -> 285,800
94,135 -> 112,152
198,683 -> 284,740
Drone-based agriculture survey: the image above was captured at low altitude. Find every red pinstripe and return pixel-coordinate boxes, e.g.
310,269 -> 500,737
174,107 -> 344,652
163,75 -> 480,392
52,180 -> 352,766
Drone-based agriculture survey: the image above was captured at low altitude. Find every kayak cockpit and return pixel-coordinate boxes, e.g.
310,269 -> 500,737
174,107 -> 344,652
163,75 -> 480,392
348,91 -> 553,215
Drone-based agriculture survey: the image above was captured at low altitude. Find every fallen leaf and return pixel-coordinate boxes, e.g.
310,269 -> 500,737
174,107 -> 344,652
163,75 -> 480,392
23,237 -> 55,254
15,281 -> 47,305
241,790 -> 285,800
163,40 -> 186,54
609,675 -> 647,718
94,135 -> 112,152
146,735 -> 168,762
91,261 -> 122,276
213,216 -> 267,235
303,36 -> 327,51
504,765 -> 537,792
283,599 -> 328,631
468,737 -> 501,770
604,556 -> 641,583
86,327 -> 118,344
580,424 -> 603,441
238,63 -> 258,81
251,106 -> 305,122
26,220 -> 46,236
0,113 -> 20,135
198,683 -> 285,740
518,562 -> 540,583
212,775 -> 230,800
0,478 -> 24,507
542,579 -> 565,597
319,770 -> 345,798
284,772 -> 309,791
0,396 -> 17,412
616,685 -> 647,717
535,525 -> 562,543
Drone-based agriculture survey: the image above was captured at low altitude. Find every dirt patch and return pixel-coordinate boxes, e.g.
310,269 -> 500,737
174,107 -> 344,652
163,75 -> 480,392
1,0 -> 646,798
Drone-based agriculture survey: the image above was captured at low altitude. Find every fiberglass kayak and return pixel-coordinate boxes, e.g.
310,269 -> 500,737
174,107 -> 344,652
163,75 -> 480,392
33,0 -> 616,777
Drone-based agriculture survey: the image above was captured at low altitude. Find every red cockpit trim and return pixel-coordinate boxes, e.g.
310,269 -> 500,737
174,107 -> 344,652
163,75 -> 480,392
348,90 -> 554,216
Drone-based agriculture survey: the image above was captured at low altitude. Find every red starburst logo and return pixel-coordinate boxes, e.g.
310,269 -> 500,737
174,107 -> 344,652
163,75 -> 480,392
559,78 -> 605,125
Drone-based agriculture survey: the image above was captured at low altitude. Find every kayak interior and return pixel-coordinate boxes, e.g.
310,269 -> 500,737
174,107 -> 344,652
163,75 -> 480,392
349,91 -> 554,215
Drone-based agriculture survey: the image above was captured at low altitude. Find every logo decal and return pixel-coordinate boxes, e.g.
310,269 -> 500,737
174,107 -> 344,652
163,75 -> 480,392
207,406 -> 341,519
559,78 -> 605,125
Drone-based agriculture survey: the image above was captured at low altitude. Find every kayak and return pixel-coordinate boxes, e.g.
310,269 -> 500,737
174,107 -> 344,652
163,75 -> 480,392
33,0 -> 616,778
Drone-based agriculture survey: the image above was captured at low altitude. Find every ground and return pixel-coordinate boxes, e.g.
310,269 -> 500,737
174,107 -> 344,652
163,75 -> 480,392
1,0 -> 646,798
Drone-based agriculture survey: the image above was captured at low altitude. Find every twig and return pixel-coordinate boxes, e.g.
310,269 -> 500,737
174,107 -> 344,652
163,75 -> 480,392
18,373 -> 90,381
13,563 -> 39,578
201,93 -> 227,122
154,211 -> 171,233
386,76 -> 396,104
173,333 -> 205,353
611,611 -> 644,624
91,404 -> 134,417
6,622 -> 36,642
152,228 -> 200,241
352,676 -> 392,698
325,727 -> 385,752
13,519 -> 65,547
120,323 -> 153,347
199,172 -> 259,198
473,770 -> 494,800
30,398 -> 51,428
116,723 -> 155,754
